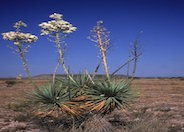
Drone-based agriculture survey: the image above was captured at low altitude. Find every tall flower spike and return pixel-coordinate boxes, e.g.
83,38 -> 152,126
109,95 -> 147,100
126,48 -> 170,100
39,13 -> 76,35
2,20 -> 38,46
89,21 -> 111,81
1,21 -> 38,87
39,13 -> 77,85
2,32 -> 38,46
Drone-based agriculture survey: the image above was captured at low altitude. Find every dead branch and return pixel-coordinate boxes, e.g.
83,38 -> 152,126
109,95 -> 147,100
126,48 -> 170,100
92,58 -> 103,79
111,53 -> 142,76
127,48 -> 131,78
131,31 -> 143,80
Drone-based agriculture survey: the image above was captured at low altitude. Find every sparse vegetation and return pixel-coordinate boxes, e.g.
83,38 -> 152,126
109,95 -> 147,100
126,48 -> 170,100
5,80 -> 17,87
0,79 -> 183,131
1,12 -> 146,131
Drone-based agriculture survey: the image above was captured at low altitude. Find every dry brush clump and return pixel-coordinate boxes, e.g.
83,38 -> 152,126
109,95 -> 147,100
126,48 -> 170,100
2,13 -> 142,130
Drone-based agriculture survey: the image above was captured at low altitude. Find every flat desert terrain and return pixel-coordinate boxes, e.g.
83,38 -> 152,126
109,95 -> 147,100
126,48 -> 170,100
0,78 -> 183,131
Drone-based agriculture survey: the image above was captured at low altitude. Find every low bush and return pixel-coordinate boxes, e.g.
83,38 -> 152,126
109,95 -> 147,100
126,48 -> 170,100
5,80 -> 16,87
86,80 -> 133,114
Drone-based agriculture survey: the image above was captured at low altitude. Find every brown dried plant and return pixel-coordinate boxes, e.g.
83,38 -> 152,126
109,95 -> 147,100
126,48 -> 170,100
89,21 -> 111,81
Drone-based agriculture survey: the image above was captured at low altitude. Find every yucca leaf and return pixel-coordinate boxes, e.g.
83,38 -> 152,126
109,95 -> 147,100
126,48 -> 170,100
86,79 -> 134,114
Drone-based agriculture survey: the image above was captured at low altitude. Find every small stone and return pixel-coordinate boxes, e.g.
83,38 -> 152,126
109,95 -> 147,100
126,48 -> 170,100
0,121 -> 26,132
134,118 -> 140,121
146,108 -> 152,113
159,106 -> 171,112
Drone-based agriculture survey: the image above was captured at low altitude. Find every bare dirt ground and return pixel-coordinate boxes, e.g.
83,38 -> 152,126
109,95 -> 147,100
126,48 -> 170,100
0,78 -> 183,131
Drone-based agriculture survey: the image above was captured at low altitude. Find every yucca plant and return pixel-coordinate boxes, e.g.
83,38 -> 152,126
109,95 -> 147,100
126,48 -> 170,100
86,80 -> 133,114
57,72 -> 93,98
52,73 -> 95,115
29,84 -> 81,117
70,73 -> 94,97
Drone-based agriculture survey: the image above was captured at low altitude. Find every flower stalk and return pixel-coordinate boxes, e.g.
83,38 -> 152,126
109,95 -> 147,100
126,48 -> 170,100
96,22 -> 110,81
17,45 -> 36,87
52,59 -> 60,85
55,32 -> 76,83
2,21 -> 38,87
89,21 -> 110,81
39,13 -> 77,84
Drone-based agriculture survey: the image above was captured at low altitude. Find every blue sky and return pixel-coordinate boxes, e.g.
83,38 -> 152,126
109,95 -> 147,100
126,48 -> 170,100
0,0 -> 184,77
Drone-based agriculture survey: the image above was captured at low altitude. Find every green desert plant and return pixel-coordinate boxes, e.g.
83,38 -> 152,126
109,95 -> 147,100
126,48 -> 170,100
82,80 -> 133,114
71,73 -> 93,89
30,84 -> 81,117
31,84 -> 62,106
86,80 -> 133,114
58,72 -> 93,98
72,73 -> 94,97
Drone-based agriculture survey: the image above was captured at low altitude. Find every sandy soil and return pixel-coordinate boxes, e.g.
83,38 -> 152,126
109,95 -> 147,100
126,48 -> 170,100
0,79 -> 183,131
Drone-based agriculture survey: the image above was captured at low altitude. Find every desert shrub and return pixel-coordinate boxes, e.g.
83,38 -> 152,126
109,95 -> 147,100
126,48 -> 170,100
5,80 -> 16,87
29,84 -> 81,117
57,73 -> 93,98
82,115 -> 114,132
53,115 -> 113,132
14,113 -> 33,122
29,77 -> 134,119
57,76 -> 134,115
7,101 -> 30,112
85,80 -> 133,114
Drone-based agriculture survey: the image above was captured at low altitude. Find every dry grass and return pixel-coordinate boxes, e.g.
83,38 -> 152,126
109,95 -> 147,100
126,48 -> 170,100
0,78 -> 184,131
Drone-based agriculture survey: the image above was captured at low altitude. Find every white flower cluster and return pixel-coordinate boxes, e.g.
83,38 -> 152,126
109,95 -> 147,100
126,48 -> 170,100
2,31 -> 38,46
50,13 -> 62,20
39,13 -> 76,35
2,21 -> 38,46
14,21 -> 27,29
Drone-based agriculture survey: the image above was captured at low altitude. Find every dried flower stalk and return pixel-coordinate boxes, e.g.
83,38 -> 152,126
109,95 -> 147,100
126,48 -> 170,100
89,21 -> 110,81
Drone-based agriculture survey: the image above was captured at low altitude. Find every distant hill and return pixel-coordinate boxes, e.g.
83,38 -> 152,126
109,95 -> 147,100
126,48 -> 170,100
0,74 -> 183,80
32,74 -> 128,80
